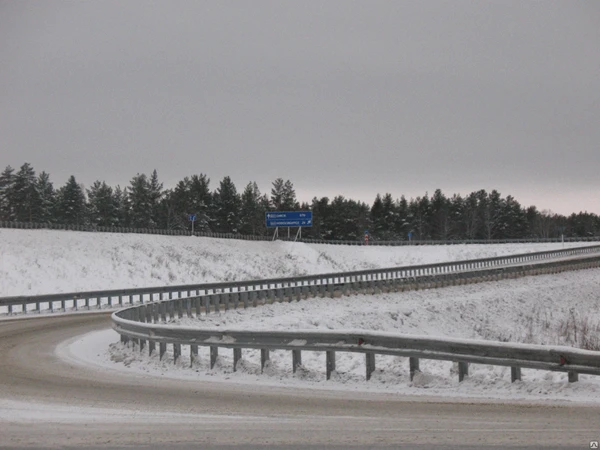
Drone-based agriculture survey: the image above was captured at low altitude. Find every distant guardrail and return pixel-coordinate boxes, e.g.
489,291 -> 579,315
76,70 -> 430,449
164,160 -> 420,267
1,220 -> 599,246
112,254 -> 600,384
2,245 -> 600,316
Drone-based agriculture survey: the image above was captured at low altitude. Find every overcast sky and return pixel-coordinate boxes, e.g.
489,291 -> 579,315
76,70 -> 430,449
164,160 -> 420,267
1,1 -> 599,215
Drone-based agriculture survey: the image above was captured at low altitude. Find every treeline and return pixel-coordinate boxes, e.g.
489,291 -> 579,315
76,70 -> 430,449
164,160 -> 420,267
0,163 -> 598,241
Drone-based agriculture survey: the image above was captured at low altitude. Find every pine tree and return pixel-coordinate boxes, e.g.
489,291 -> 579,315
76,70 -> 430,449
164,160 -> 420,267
0,166 -> 16,221
370,194 -> 385,240
240,182 -> 264,235
148,170 -> 163,228
500,195 -> 527,239
270,178 -> 285,210
113,186 -> 129,227
310,197 -> 330,239
156,189 -> 175,229
87,181 -> 118,226
281,180 -> 299,210
169,177 -> 192,230
482,190 -> 504,239
128,174 -> 152,228
409,193 -> 432,240
36,171 -> 55,223
188,174 -> 211,232
395,195 -> 410,239
462,191 -> 480,239
12,163 -> 40,222
213,176 -> 241,233
430,189 -> 450,240
381,193 -> 398,240
448,194 -> 465,239
55,176 -> 87,225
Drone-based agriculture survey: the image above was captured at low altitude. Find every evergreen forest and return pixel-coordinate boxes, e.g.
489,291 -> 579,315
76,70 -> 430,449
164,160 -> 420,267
1,163 -> 598,241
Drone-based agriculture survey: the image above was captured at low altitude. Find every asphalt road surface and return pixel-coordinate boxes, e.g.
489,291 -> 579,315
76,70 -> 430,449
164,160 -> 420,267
1,314 -> 599,449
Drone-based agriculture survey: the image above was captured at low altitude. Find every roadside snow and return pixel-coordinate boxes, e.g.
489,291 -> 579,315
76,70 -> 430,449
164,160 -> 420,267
0,228 -> 594,296
64,268 -> 600,404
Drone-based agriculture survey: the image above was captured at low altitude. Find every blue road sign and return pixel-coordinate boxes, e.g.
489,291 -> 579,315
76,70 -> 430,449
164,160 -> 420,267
408,232 -> 412,239
189,214 -> 196,222
265,211 -> 313,228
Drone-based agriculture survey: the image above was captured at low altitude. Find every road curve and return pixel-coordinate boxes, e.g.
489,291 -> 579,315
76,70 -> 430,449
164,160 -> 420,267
1,314 -> 599,449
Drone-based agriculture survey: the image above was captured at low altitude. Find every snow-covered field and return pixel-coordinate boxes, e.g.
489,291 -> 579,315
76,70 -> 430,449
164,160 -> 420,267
0,228 -> 595,296
3,229 -> 600,404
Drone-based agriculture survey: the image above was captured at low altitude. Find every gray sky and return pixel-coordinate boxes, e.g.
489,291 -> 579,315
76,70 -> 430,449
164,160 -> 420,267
1,1 -> 599,215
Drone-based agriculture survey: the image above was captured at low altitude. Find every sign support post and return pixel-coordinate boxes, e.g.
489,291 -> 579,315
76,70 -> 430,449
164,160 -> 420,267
189,214 -> 197,236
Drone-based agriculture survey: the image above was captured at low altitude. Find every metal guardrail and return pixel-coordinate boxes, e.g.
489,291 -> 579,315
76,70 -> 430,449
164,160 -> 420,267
1,220 -> 599,246
3,245 -> 600,314
110,254 -> 600,385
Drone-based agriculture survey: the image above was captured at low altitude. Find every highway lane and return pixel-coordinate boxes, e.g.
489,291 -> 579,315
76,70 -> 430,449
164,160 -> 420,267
1,314 -> 599,449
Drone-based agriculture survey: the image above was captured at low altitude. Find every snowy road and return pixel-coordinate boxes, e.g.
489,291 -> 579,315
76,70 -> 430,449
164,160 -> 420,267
1,314 -> 599,449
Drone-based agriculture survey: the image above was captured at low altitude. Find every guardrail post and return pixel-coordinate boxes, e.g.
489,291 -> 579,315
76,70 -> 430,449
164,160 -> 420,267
458,361 -> 469,382
255,289 -> 265,306
61,299 -> 66,311
204,296 -> 211,315
250,290 -> 258,307
213,294 -> 221,313
266,287 -> 275,303
301,285 -> 310,300
7,305 -> 12,315
233,348 -> 242,372
366,352 -> 376,380
177,299 -> 184,318
139,339 -> 146,352
294,284 -> 302,301
261,349 -> 270,372
173,343 -> 181,364
36,301 -> 40,313
223,293 -> 231,310
190,345 -> 198,367
138,305 -> 146,323
148,340 -> 155,356
168,301 -> 175,320
318,283 -> 326,297
231,292 -> 240,309
327,282 -> 335,298
146,305 -> 153,323
511,367 -> 521,382
292,350 -> 302,373
210,346 -> 218,369
241,291 -> 249,308
326,351 -> 336,380
159,342 -> 167,360
185,298 -> 192,317
568,371 -> 579,383
195,297 -> 202,317
409,357 -> 420,381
